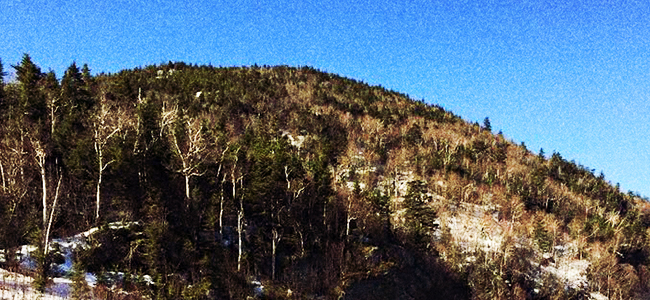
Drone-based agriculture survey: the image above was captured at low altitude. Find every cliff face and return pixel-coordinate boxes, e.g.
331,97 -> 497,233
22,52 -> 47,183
1,63 -> 648,299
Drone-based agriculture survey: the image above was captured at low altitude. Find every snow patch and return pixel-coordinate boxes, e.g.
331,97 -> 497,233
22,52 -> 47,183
445,203 -> 504,253
346,181 -> 366,191
281,131 -> 305,149
541,259 -> 590,290
0,268 -> 69,300
590,292 -> 608,300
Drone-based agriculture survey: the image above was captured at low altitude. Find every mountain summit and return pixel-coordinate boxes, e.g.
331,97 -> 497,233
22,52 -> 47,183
1,58 -> 648,299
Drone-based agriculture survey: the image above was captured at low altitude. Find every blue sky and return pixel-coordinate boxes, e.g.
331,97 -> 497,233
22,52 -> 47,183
2,0 -> 649,196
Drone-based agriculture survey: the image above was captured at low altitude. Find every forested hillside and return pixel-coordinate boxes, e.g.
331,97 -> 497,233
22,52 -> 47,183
0,54 -> 649,299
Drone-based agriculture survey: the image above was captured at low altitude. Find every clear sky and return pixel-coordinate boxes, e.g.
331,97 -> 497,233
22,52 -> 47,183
2,0 -> 649,197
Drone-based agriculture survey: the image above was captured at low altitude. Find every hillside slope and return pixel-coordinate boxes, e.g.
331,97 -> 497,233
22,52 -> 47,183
1,59 -> 649,299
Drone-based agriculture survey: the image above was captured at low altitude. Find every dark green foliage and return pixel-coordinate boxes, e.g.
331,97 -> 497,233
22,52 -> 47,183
483,117 -> 492,132
78,223 -> 146,273
0,56 -> 646,299
61,62 -> 94,112
534,221 -> 553,252
70,260 -> 94,300
13,53 -> 46,122
29,229 -> 49,293
514,164 -> 551,212
546,151 -> 633,216
584,214 -> 614,242
403,180 -> 437,251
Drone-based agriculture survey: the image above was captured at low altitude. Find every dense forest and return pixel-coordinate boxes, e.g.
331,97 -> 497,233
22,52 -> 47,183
0,54 -> 649,299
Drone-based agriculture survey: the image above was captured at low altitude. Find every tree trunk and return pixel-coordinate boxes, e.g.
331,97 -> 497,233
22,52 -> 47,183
237,210 -> 243,272
185,174 -> 190,200
214,148 -> 227,241
96,150 -> 102,223
40,160 -> 47,229
233,163 -> 243,272
44,174 -> 62,256
219,172 -> 225,241
346,196 -> 356,237
272,228 -> 280,281
296,224 -> 305,258
20,131 -> 24,184
323,200 -> 327,228
0,160 -> 5,191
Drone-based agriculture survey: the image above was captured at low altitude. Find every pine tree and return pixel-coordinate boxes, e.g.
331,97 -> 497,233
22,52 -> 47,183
483,117 -> 492,132
404,180 -> 437,250
70,260 -> 94,299
81,64 -> 93,86
61,62 -> 93,114
13,53 -> 45,122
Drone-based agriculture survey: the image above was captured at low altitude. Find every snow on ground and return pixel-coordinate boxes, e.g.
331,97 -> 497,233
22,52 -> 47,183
538,241 -> 591,291
590,292 -> 609,300
0,222 -> 142,299
441,202 -> 597,295
11,222 -> 139,277
444,202 -> 504,253
541,259 -> 590,290
0,268 -> 70,300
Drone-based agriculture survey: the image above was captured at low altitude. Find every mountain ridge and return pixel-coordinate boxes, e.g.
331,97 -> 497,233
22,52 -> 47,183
0,57 -> 648,299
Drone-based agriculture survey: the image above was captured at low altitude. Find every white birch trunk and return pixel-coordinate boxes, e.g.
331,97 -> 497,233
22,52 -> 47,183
237,210 -> 243,272
238,176 -> 244,272
0,160 -> 6,191
185,174 -> 190,200
214,148 -> 227,239
346,195 -> 354,237
20,133 -> 24,184
272,228 -> 279,280
219,172 -> 225,240
232,158 -> 244,272
39,159 -> 47,229
44,174 -> 62,256
93,98 -> 122,224
96,144 -> 102,222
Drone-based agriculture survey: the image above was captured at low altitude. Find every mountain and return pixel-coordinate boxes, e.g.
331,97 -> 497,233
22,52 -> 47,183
0,57 -> 649,299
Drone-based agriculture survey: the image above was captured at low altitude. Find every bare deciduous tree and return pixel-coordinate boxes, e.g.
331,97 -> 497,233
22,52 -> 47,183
27,134 -> 62,256
229,147 -> 245,272
0,130 -> 31,239
162,103 -> 209,201
93,93 -> 126,223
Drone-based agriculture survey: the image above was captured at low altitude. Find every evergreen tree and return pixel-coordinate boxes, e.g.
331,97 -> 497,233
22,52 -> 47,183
81,63 -> 92,86
57,62 -> 96,218
61,62 -> 94,114
483,117 -> 492,132
404,180 -> 437,250
70,260 -> 94,299
13,53 -> 45,123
